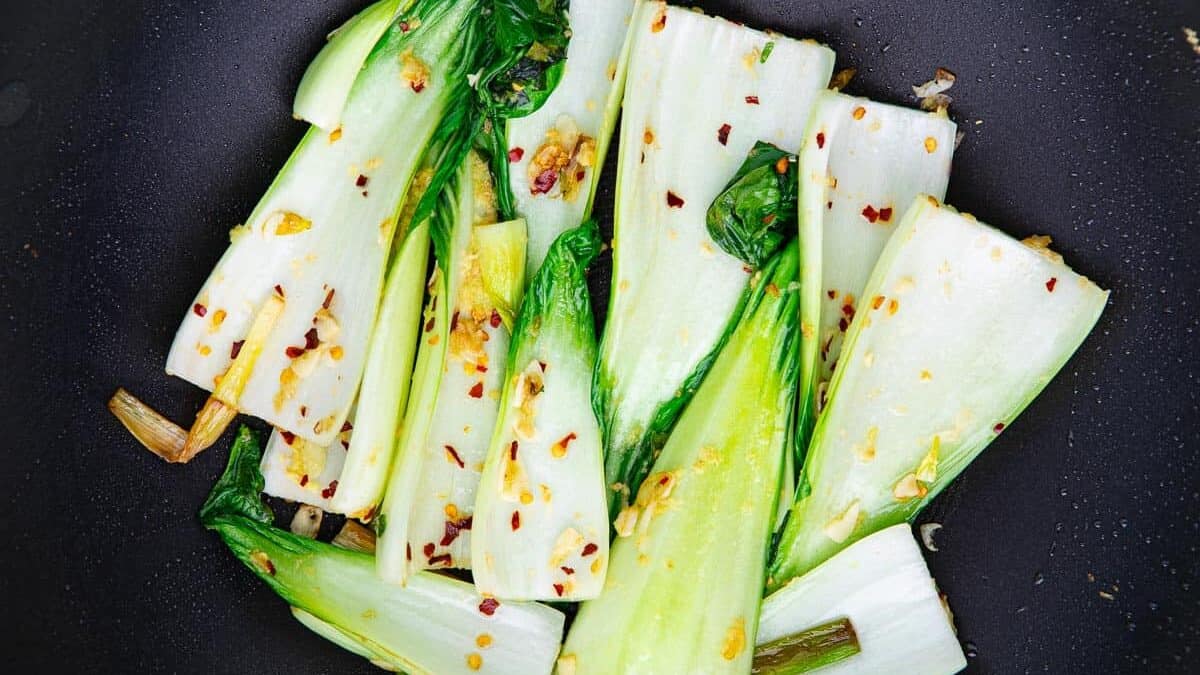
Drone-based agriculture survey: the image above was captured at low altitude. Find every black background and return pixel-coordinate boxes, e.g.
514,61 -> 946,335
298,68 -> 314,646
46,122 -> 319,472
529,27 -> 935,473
2,0 -> 1198,672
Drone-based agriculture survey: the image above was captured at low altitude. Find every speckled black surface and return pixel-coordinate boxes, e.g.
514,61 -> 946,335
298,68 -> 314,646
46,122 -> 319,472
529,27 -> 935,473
1,1 -> 1197,672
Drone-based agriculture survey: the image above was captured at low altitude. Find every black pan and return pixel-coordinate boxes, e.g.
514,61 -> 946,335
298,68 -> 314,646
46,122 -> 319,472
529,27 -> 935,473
2,1 -> 1197,672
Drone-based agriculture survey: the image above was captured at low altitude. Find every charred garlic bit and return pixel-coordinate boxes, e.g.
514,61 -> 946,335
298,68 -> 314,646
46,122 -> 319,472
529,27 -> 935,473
757,525 -> 966,675
201,426 -> 565,675
563,241 -> 801,673
769,196 -> 1108,589
796,91 -> 957,441
503,0 -> 636,278
594,1 -> 834,519
375,150 -> 529,585
163,0 -> 485,458
472,222 -> 608,601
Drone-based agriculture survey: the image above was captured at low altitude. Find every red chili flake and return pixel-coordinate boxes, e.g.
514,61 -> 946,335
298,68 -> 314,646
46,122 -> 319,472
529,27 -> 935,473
557,432 -> 578,453
509,440 -> 518,461
445,445 -> 466,468
468,382 -> 484,399
192,303 -> 207,317
410,81 -> 426,94
816,132 -> 826,149
993,422 -> 1006,433
279,431 -> 294,447
879,207 -> 894,222
323,288 -> 335,309
658,475 -> 670,486
341,440 -> 349,450
406,543 -> 412,561
841,303 -> 855,318
762,213 -> 777,225
489,310 -> 502,328
476,364 -> 488,373
440,516 -> 474,546
451,310 -> 460,332
508,147 -> 525,163
743,265 -> 754,274
581,543 -> 598,557
299,405 -> 308,417
399,20 -> 410,32
304,328 -> 320,350
341,421 -> 353,433
1046,277 -> 1058,292
575,169 -> 586,182
264,560 -> 276,576
274,284 -> 284,297
745,95 -> 760,105
424,316 -> 436,333
356,174 -> 369,188
717,123 -> 732,146
423,543 -> 436,558
827,201 -> 834,210
827,290 -> 837,299
478,598 -> 500,616
285,346 -> 306,359
561,566 -> 575,575
428,553 -> 452,566
299,474 -> 309,487
538,361 -> 547,372
230,340 -> 244,359
511,511 -> 521,531
320,480 -> 339,499
862,205 -> 880,223
553,583 -> 565,597
838,317 -> 849,332
532,168 -> 558,194
666,191 -> 685,208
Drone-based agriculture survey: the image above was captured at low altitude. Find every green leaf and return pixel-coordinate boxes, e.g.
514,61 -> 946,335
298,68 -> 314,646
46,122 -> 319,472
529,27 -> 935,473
706,141 -> 798,269
479,0 -> 570,120
199,425 -> 273,526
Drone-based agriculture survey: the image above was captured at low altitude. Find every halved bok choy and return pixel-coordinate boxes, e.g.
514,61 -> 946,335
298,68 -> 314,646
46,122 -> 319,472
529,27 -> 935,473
164,0 -> 485,458
768,197 -> 1109,589
594,2 -> 834,517
201,426 -> 565,675
561,241 -> 801,674
374,150 -> 529,583
756,524 -> 965,675
471,221 -> 609,601
796,91 -> 957,441
497,0 -> 637,277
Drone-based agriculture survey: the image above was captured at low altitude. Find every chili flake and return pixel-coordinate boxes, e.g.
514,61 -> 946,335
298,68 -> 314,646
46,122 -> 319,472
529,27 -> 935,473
745,95 -> 760,105
717,123 -> 732,146
490,309 -> 502,328
304,328 -> 320,350
531,168 -> 558,194
445,445 -> 466,468
1046,277 -> 1058,292
553,583 -> 565,597
582,543 -> 599,557
192,303 -> 207,317
299,474 -> 309,487
468,382 -> 484,399
511,511 -> 521,531
816,132 -> 825,149
478,598 -> 500,616
424,316 -> 435,333
440,516 -> 473,546
423,542 -> 435,558
551,432 -> 578,458
666,191 -> 685,208
993,422 -> 1006,433
356,174 -> 368,188
230,340 -> 245,359
508,147 -> 525,163
852,106 -> 867,120
428,553 -> 452,566
280,430 -> 296,445
862,205 -> 880,223
509,440 -> 519,461
320,480 -> 339,499
285,346 -> 305,359
561,566 -> 575,575
650,5 -> 667,32
274,284 -> 285,298
827,290 -> 837,299
879,207 -> 894,222
323,288 -> 335,309
871,295 -> 885,310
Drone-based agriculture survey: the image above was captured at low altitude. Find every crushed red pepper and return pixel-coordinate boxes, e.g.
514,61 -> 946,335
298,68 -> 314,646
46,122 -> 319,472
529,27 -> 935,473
423,542 -> 436,558
285,346 -> 305,359
451,310 -> 460,332
745,95 -> 760,105
581,543 -> 598,557
509,440 -> 518,461
341,421 -> 353,433
862,205 -> 880,223
1046,277 -> 1058,292
193,303 -> 207,317
299,474 -> 309,487
281,430 -> 296,445
468,382 -> 484,399
274,284 -> 285,297
320,480 -> 339,499
816,132 -> 826,149
407,543 -> 412,561
827,290 -> 837,299
230,340 -> 244,359
553,583 -> 565,597
717,123 -> 732,146
428,553 -> 452,566
993,422 -> 1006,433
490,309 -> 502,328
356,174 -> 369,188
561,566 -> 575,575
532,168 -> 558,194
445,445 -> 466,468
508,147 -> 525,163
440,516 -> 474,546
478,598 -> 500,616
666,191 -> 685,208
304,328 -> 320,350
879,207 -> 894,222
424,316 -> 436,333
323,288 -> 335,309
511,511 -> 521,531
410,81 -> 426,94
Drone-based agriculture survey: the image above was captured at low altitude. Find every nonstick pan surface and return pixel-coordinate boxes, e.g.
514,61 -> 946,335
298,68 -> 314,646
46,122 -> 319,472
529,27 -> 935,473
1,1 -> 1198,672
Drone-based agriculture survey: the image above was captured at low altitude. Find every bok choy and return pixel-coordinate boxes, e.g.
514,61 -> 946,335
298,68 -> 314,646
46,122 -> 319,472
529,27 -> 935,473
561,240 -> 801,674
757,524 -> 966,675
202,426 -> 565,675
593,2 -> 834,516
797,91 -> 957,439
499,0 -> 637,277
165,0 -> 484,456
471,222 -> 609,601
769,196 -> 1108,588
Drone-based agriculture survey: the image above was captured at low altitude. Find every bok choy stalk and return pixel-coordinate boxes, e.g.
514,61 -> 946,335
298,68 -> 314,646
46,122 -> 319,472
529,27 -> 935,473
292,0 -> 408,129
594,2 -> 834,516
260,419 -> 352,511
756,524 -> 965,675
561,241 -> 801,674
797,91 -> 956,440
499,0 -> 637,277
165,0 -> 485,457
375,151 -> 529,583
471,222 -> 608,601
201,426 -> 566,675
768,197 -> 1109,588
